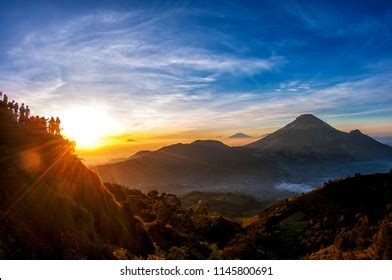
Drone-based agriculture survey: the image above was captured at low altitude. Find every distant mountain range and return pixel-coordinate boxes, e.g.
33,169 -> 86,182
228,132 -> 252,139
94,114 -> 392,198
94,139 -> 285,198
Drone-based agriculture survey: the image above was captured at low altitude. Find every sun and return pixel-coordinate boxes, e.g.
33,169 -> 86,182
60,106 -> 117,149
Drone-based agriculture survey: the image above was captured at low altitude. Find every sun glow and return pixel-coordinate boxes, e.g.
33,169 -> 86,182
60,105 -> 118,149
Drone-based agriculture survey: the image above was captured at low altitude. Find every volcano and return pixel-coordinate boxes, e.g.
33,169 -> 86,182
247,114 -> 392,160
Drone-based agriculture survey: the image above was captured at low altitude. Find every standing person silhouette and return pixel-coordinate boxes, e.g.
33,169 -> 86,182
25,105 -> 30,119
49,117 -> 55,134
55,117 -> 61,135
13,102 -> 19,121
0,92 -> 5,109
7,100 -> 14,119
39,117 -> 48,133
19,103 -> 26,123
8,100 -> 14,111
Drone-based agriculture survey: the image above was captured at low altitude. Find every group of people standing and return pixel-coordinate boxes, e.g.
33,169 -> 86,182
0,91 -> 61,135
48,117 -> 61,135
1,92 -> 30,122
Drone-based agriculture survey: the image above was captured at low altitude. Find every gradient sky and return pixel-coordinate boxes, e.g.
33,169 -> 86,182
1,0 -> 392,160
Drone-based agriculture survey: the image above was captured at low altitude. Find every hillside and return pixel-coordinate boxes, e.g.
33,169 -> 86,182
179,191 -> 274,217
223,172 -> 392,259
104,172 -> 392,259
103,183 -> 248,259
0,105 -> 154,259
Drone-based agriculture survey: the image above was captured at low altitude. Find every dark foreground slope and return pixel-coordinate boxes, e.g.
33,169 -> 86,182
179,191 -> 274,218
223,172 -> 392,259
104,173 -> 392,259
0,109 -> 153,259
103,183 -> 246,259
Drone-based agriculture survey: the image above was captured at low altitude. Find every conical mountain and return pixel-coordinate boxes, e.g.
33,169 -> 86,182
229,133 -> 252,139
247,114 -> 392,160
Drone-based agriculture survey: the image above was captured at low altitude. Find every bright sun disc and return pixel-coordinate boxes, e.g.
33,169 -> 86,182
60,106 -> 116,149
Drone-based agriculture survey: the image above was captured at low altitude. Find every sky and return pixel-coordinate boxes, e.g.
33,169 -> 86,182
1,0 -> 392,162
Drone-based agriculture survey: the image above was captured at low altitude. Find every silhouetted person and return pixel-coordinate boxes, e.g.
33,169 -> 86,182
13,102 -> 19,121
19,103 -> 26,123
0,92 -> 5,108
25,105 -> 30,119
3,94 -> 8,106
8,100 -> 14,111
39,117 -> 48,133
55,117 -> 61,135
32,116 -> 40,130
49,117 -> 55,134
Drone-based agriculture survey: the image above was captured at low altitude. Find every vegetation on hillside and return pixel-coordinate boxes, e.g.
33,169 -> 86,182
179,191 -> 274,218
223,172 -> 392,259
0,102 -> 154,259
104,183 -> 244,259
105,172 -> 392,260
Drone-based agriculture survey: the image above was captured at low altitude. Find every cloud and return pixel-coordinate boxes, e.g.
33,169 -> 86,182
276,81 -> 311,92
0,10 -> 281,132
5,10 -> 279,84
1,8 -> 391,138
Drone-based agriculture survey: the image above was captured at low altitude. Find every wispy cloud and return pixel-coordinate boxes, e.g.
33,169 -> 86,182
275,81 -> 311,92
0,10 -> 283,132
1,6 -> 391,138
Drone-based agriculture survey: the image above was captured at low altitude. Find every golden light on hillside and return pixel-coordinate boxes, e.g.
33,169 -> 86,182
60,106 -> 118,149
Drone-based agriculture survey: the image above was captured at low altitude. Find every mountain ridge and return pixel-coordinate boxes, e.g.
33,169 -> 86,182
246,114 -> 392,160
94,114 -> 392,198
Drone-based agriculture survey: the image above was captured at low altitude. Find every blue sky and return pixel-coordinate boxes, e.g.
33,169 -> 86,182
1,0 -> 392,139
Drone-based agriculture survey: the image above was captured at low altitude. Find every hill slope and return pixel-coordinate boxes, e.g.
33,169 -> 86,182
223,172 -> 392,259
0,107 -> 154,259
105,172 -> 392,259
179,191 -> 274,217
